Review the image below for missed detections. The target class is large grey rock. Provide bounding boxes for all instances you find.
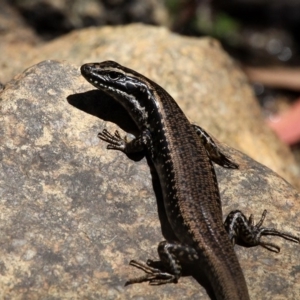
[2,24,299,187]
[0,25,299,299]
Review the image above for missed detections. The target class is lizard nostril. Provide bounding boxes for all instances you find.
[80,64,92,76]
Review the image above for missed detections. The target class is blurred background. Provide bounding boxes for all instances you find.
[1,0,300,164]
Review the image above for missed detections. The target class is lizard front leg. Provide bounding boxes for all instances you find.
[192,125,238,169]
[98,128,154,158]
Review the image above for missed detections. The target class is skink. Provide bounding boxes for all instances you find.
[81,61,299,300]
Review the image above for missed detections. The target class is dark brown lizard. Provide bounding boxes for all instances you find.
[81,61,299,300]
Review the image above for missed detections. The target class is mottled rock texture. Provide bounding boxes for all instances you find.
[0,25,299,299]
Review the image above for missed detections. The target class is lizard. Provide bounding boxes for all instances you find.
[81,61,299,300]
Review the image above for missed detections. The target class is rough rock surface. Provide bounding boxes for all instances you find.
[2,25,299,188]
[0,25,299,299]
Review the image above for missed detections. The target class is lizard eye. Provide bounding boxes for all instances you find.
[108,72,122,80]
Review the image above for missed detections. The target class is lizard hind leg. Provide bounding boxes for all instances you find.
[224,210,300,253]
[125,241,199,286]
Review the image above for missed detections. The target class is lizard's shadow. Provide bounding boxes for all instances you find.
[68,90,216,300]
[68,90,137,139]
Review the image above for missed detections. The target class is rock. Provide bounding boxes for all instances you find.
[0,1,169,83]
[0,25,299,299]
[0,0,41,84]
[2,24,299,188]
